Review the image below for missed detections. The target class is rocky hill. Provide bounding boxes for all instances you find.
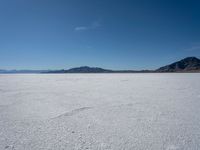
[156,57,200,72]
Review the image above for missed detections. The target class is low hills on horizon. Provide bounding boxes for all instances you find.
[0,57,200,73]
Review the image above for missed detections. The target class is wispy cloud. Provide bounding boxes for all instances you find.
[74,20,101,31]
[90,20,101,29]
[74,26,88,31]
[186,46,200,51]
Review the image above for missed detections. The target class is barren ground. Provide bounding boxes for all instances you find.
[0,74,200,150]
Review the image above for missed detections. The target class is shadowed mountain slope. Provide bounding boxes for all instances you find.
[156,57,200,72]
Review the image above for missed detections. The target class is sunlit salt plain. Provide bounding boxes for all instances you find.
[0,74,200,150]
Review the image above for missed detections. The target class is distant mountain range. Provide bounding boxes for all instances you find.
[45,66,113,73]
[0,69,46,74]
[44,66,153,73]
[0,57,200,73]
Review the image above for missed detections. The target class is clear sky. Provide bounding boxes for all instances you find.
[0,0,200,70]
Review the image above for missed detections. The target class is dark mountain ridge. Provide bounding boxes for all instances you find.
[46,66,114,73]
[66,66,112,73]
[156,57,200,72]
[44,66,153,73]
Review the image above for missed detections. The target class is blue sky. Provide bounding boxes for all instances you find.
[0,0,200,70]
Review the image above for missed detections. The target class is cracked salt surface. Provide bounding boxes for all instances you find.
[0,73,200,150]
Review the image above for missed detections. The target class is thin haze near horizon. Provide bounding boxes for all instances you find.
[0,0,200,70]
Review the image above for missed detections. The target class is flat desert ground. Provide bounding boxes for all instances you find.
[0,73,200,150]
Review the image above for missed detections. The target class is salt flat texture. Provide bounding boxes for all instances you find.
[0,73,200,150]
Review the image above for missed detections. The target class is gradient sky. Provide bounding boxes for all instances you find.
[0,0,200,70]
